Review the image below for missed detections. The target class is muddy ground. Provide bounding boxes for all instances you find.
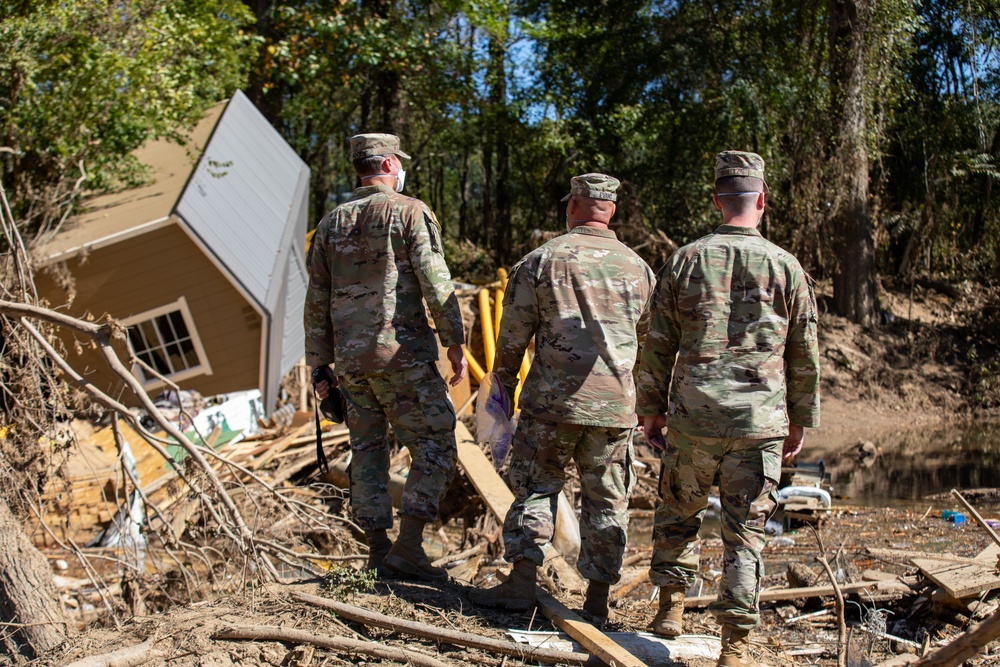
[36,283,1000,667]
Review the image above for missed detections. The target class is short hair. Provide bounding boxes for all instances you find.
[715,175,764,216]
[715,175,764,194]
[353,155,388,177]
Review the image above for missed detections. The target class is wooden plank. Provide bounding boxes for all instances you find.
[975,542,1000,564]
[912,558,1000,599]
[249,422,314,470]
[515,575,648,667]
[684,580,911,608]
[455,421,585,593]
[534,587,648,667]
[866,548,986,565]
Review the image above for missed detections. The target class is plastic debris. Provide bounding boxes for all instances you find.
[476,373,515,471]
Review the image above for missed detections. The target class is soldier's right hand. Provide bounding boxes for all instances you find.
[641,414,667,451]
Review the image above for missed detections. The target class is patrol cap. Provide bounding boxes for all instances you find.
[715,150,768,192]
[350,133,411,161]
[560,172,620,202]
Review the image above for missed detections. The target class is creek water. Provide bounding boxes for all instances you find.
[825,420,1000,509]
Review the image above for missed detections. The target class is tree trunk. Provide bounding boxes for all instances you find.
[242,0,285,124]
[0,497,68,657]
[488,33,511,261]
[828,0,879,326]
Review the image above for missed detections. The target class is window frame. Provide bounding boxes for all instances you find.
[122,296,213,389]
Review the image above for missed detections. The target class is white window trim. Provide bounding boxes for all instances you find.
[122,296,213,390]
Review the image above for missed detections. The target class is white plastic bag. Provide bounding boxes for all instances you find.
[476,372,515,471]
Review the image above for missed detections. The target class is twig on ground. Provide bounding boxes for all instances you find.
[810,524,847,667]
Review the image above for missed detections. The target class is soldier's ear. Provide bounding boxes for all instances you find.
[712,194,723,212]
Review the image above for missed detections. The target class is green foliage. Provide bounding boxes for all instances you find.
[320,565,377,600]
[0,0,254,242]
[4,0,1000,289]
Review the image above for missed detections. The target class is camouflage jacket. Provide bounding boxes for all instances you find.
[496,227,656,427]
[636,224,820,438]
[304,184,465,375]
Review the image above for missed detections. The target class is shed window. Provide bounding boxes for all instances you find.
[123,297,211,385]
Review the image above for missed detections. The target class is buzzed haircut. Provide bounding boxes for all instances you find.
[353,155,388,177]
[715,175,764,216]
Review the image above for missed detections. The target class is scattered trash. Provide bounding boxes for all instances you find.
[507,630,721,663]
[778,485,832,508]
[941,510,967,526]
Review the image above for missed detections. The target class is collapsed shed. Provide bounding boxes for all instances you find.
[35,90,309,414]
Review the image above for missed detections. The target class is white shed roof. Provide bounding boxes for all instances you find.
[175,90,310,412]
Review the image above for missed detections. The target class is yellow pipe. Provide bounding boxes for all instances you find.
[493,287,504,341]
[478,288,495,372]
[514,351,530,409]
[463,345,485,384]
[497,267,509,292]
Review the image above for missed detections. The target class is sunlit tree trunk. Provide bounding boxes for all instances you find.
[829,0,879,326]
[0,497,68,658]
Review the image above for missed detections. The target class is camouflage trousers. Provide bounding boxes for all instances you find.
[339,363,457,531]
[503,414,634,585]
[649,430,781,630]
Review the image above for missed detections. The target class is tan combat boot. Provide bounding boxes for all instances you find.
[582,581,611,627]
[383,515,448,581]
[649,585,686,637]
[469,559,537,611]
[364,529,392,573]
[717,626,764,667]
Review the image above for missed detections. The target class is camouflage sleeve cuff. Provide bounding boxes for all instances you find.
[437,327,465,348]
[788,412,820,428]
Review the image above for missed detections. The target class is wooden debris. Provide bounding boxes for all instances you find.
[911,557,1000,600]
[610,570,649,601]
[215,626,451,667]
[61,639,154,667]
[909,607,1000,667]
[785,609,833,624]
[291,592,598,666]
[524,578,650,667]
[683,580,910,608]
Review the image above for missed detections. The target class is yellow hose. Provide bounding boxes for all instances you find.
[463,345,485,384]
[493,287,504,341]
[514,351,530,409]
[478,288,495,371]
[497,267,508,291]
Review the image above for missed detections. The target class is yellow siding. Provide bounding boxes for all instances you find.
[36,221,262,404]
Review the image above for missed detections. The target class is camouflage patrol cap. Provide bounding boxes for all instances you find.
[350,133,411,161]
[560,173,620,202]
[715,150,768,190]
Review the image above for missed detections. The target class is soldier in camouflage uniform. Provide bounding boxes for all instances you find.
[305,133,468,582]
[470,174,656,624]
[636,152,820,667]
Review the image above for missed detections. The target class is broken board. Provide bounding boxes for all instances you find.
[530,581,649,667]
[912,557,1000,599]
[455,421,585,593]
[684,580,910,608]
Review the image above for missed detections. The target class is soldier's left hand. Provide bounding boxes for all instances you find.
[783,423,805,460]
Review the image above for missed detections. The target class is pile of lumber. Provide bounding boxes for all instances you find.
[30,412,351,549]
